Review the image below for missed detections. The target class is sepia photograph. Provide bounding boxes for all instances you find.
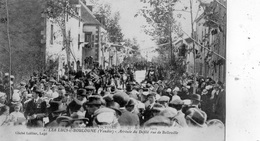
[0,0,230,140]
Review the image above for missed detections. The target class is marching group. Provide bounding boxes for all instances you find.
[0,65,225,130]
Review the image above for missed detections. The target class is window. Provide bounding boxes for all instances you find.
[50,24,54,45]
[91,34,95,47]
[85,32,91,43]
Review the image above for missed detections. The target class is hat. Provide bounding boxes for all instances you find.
[85,85,95,90]
[173,87,180,92]
[56,116,72,124]
[34,87,44,94]
[4,73,9,76]
[53,103,67,113]
[26,94,32,98]
[170,99,184,105]
[49,78,56,83]
[183,99,192,105]
[190,94,201,102]
[103,95,113,103]
[126,98,136,106]
[144,116,172,127]
[93,108,117,125]
[205,85,213,90]
[85,95,103,105]
[93,107,116,117]
[151,103,165,112]
[166,88,172,93]
[58,85,65,90]
[201,89,208,95]
[142,88,149,96]
[126,84,132,92]
[206,119,224,129]
[40,79,46,83]
[185,108,207,127]
[70,113,89,122]
[20,81,26,86]
[158,96,170,102]
[111,86,116,92]
[147,92,156,98]
[51,85,57,88]
[107,102,122,116]
[159,107,178,118]
[10,75,14,79]
[113,91,130,107]
[77,89,87,96]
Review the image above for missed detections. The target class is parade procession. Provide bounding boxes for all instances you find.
[0,0,226,132]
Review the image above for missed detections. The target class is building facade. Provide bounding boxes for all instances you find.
[194,0,226,82]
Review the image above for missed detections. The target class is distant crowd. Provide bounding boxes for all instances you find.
[0,65,225,130]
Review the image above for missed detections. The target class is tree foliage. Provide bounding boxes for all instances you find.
[137,0,185,73]
[93,2,124,43]
[0,0,46,83]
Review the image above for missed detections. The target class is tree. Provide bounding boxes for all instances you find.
[44,0,78,73]
[93,2,124,43]
[0,0,47,83]
[137,0,185,72]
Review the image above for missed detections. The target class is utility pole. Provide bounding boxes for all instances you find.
[5,0,12,100]
[190,0,197,94]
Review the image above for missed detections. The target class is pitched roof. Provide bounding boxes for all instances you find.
[79,0,100,25]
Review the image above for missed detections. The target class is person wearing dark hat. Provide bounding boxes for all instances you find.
[169,99,187,127]
[107,101,122,118]
[213,81,225,124]
[70,112,89,128]
[110,85,116,95]
[125,98,136,113]
[67,89,87,115]
[152,103,165,115]
[182,94,202,114]
[83,95,104,127]
[190,94,202,109]
[85,85,95,98]
[113,91,139,127]
[45,102,67,127]
[25,87,47,127]
[185,108,207,128]
[144,92,156,109]
[56,115,72,127]
[52,85,66,102]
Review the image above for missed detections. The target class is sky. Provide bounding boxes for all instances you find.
[92,0,204,59]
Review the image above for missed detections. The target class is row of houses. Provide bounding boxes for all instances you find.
[0,0,121,82]
[174,0,226,82]
[44,0,118,76]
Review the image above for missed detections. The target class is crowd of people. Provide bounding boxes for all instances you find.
[0,65,225,130]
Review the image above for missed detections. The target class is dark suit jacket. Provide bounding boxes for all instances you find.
[215,90,225,123]
[25,99,47,117]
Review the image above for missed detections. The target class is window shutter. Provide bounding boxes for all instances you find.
[91,34,95,48]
